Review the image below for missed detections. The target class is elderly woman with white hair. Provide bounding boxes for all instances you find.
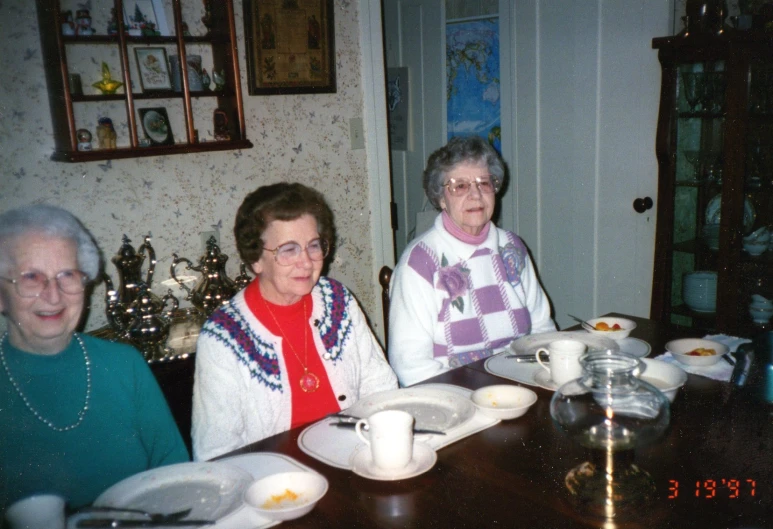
[389,136,556,387]
[0,204,188,512]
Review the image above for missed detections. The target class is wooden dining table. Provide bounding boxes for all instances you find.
[220,314,773,528]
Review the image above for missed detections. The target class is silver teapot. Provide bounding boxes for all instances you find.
[104,234,158,333]
[170,236,237,316]
[124,282,179,361]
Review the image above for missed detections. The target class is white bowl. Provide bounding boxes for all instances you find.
[743,241,768,256]
[471,385,537,420]
[683,271,718,312]
[638,358,688,402]
[665,338,729,367]
[243,472,328,521]
[749,306,773,324]
[584,317,636,340]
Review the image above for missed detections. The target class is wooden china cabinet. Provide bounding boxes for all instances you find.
[651,27,773,337]
[35,0,252,162]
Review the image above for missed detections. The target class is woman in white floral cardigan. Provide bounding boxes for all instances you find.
[388,137,556,387]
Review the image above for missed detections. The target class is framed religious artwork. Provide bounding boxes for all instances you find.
[134,48,172,91]
[138,107,174,145]
[243,0,336,95]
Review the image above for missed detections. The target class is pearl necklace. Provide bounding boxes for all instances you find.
[0,332,92,432]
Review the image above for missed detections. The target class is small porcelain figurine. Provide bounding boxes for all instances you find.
[213,69,226,91]
[75,9,95,36]
[96,117,117,149]
[61,10,75,35]
[213,109,230,141]
[107,8,119,35]
[92,62,124,95]
[76,129,92,151]
[201,69,211,91]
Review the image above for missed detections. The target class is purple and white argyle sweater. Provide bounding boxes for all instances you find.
[388,214,556,386]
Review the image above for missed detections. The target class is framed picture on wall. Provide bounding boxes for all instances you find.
[139,107,174,145]
[124,0,170,36]
[135,48,172,91]
[243,0,336,95]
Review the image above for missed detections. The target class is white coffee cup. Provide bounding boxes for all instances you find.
[5,494,65,529]
[536,339,587,386]
[355,409,414,470]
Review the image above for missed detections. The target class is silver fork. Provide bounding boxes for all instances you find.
[74,507,192,523]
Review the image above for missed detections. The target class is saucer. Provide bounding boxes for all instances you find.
[532,370,558,391]
[617,337,651,358]
[350,442,437,481]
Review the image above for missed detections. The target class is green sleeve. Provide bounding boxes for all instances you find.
[131,355,190,465]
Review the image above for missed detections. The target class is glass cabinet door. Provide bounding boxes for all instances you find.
[670,60,727,329]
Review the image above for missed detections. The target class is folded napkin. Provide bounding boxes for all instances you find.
[653,334,752,382]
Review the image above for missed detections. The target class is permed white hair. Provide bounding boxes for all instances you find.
[0,204,102,280]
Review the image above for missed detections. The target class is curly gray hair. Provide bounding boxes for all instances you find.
[0,204,102,280]
[423,136,505,210]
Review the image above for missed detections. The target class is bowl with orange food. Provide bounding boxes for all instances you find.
[665,338,728,367]
[584,317,636,341]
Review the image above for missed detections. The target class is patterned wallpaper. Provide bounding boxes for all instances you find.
[0,0,382,339]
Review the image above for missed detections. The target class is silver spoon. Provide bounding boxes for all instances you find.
[74,507,192,523]
[567,314,596,332]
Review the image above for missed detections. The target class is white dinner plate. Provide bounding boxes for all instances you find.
[617,337,651,358]
[94,462,253,523]
[509,330,619,356]
[345,386,476,432]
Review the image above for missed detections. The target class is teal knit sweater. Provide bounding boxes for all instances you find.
[1,334,188,511]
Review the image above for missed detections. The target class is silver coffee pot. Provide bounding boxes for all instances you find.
[124,282,179,361]
[170,236,237,316]
[104,234,158,332]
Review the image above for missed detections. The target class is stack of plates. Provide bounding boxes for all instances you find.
[683,271,718,312]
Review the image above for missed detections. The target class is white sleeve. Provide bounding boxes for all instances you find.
[519,250,557,335]
[191,333,264,461]
[387,260,447,387]
[347,295,399,396]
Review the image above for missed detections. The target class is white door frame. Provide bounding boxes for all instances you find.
[360,0,394,339]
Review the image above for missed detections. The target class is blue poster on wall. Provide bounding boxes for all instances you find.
[446,18,500,153]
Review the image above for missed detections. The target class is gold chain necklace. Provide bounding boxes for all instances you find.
[262,297,319,393]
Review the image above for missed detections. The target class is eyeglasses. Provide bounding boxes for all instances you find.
[442,175,501,197]
[263,239,330,266]
[0,269,90,298]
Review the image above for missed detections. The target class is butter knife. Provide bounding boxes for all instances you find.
[504,354,544,362]
[330,421,446,436]
[76,518,214,528]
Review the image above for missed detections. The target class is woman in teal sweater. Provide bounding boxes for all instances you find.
[0,205,188,512]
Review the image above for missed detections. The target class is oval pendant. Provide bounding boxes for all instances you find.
[300,371,320,393]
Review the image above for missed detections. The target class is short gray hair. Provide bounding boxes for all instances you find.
[423,136,506,210]
[0,204,102,280]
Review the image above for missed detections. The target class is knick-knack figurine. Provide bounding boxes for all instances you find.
[76,129,92,151]
[61,10,75,35]
[107,8,119,35]
[213,109,230,141]
[201,68,211,91]
[213,69,226,91]
[75,9,95,36]
[96,117,117,149]
[201,0,213,33]
[92,62,123,94]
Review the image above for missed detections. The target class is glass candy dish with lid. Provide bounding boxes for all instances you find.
[550,351,670,521]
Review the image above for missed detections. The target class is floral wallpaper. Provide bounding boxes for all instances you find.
[0,0,383,340]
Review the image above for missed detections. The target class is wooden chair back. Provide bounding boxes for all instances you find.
[379,266,393,350]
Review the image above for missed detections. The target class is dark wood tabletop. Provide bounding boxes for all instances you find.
[220,314,773,528]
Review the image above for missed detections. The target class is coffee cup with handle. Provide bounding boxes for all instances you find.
[5,494,65,529]
[355,409,414,470]
[536,339,587,386]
